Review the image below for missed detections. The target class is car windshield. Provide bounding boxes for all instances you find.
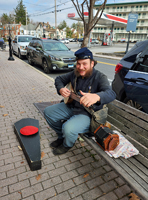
[43,42,69,51]
[18,36,34,42]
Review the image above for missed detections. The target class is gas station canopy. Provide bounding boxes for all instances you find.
[68,10,127,27]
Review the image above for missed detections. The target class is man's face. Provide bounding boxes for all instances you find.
[76,59,94,77]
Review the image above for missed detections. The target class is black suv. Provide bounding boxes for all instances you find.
[112,40,148,112]
[27,38,76,73]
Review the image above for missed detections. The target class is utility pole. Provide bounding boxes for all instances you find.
[55,0,57,38]
[26,8,27,35]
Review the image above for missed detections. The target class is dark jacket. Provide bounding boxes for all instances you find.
[55,68,116,116]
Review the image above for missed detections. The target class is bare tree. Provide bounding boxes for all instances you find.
[71,0,107,47]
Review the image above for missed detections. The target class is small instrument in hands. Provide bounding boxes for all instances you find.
[64,82,93,110]
[64,82,81,104]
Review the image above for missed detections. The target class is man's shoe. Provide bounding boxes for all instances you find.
[50,138,64,149]
[53,144,71,155]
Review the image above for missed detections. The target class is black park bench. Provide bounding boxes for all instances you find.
[80,100,148,200]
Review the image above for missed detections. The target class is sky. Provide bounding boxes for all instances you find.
[0,0,148,27]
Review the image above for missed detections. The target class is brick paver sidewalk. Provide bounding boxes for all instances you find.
[0,50,132,200]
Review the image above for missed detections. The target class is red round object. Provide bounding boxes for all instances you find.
[20,126,38,136]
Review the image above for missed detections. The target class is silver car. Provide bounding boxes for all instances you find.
[12,35,34,58]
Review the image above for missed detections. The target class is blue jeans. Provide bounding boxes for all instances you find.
[44,102,91,147]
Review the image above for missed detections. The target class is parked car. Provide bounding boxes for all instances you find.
[27,38,76,73]
[12,35,34,58]
[78,38,83,42]
[72,38,77,42]
[91,39,99,44]
[69,38,74,42]
[59,39,69,44]
[112,39,148,112]
[0,38,6,50]
[124,46,148,113]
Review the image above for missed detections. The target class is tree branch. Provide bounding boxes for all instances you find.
[71,0,83,20]
[81,0,87,22]
[88,0,107,34]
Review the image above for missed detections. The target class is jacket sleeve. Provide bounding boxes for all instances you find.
[55,71,74,95]
[94,72,116,108]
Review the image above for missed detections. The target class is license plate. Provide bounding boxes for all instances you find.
[68,64,74,68]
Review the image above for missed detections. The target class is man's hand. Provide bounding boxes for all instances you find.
[59,88,71,97]
[79,90,100,107]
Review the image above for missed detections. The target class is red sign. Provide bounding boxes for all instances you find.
[68,13,75,18]
[84,12,89,16]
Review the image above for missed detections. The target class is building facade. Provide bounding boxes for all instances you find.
[93,1,148,42]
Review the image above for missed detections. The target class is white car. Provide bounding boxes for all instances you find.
[12,35,34,58]
[59,39,69,44]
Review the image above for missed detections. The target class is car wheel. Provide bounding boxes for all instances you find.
[123,97,143,111]
[28,54,34,65]
[42,59,50,74]
[18,49,22,59]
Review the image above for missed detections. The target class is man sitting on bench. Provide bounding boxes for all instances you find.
[44,47,116,155]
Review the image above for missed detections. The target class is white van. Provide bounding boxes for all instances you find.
[12,35,34,58]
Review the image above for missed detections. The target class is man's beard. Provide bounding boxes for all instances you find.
[74,67,93,78]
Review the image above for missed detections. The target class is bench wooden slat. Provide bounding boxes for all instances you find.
[107,116,148,158]
[80,134,148,200]
[110,100,148,122]
[108,103,148,133]
[129,157,148,176]
[108,111,148,147]
[134,154,148,169]
[120,157,148,184]
[108,108,148,140]
[115,159,148,191]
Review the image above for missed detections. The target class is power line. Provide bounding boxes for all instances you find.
[28,6,74,17]
[26,0,71,16]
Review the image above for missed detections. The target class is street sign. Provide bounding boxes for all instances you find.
[126,13,138,32]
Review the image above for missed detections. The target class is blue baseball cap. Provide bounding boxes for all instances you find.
[75,47,93,60]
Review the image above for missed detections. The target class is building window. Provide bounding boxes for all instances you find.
[141,20,145,23]
[114,28,116,30]
[119,14,121,16]
[123,14,126,16]
[113,7,116,9]
[121,28,124,30]
[116,14,118,16]
[98,28,100,30]
[140,27,143,30]
[142,13,146,18]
